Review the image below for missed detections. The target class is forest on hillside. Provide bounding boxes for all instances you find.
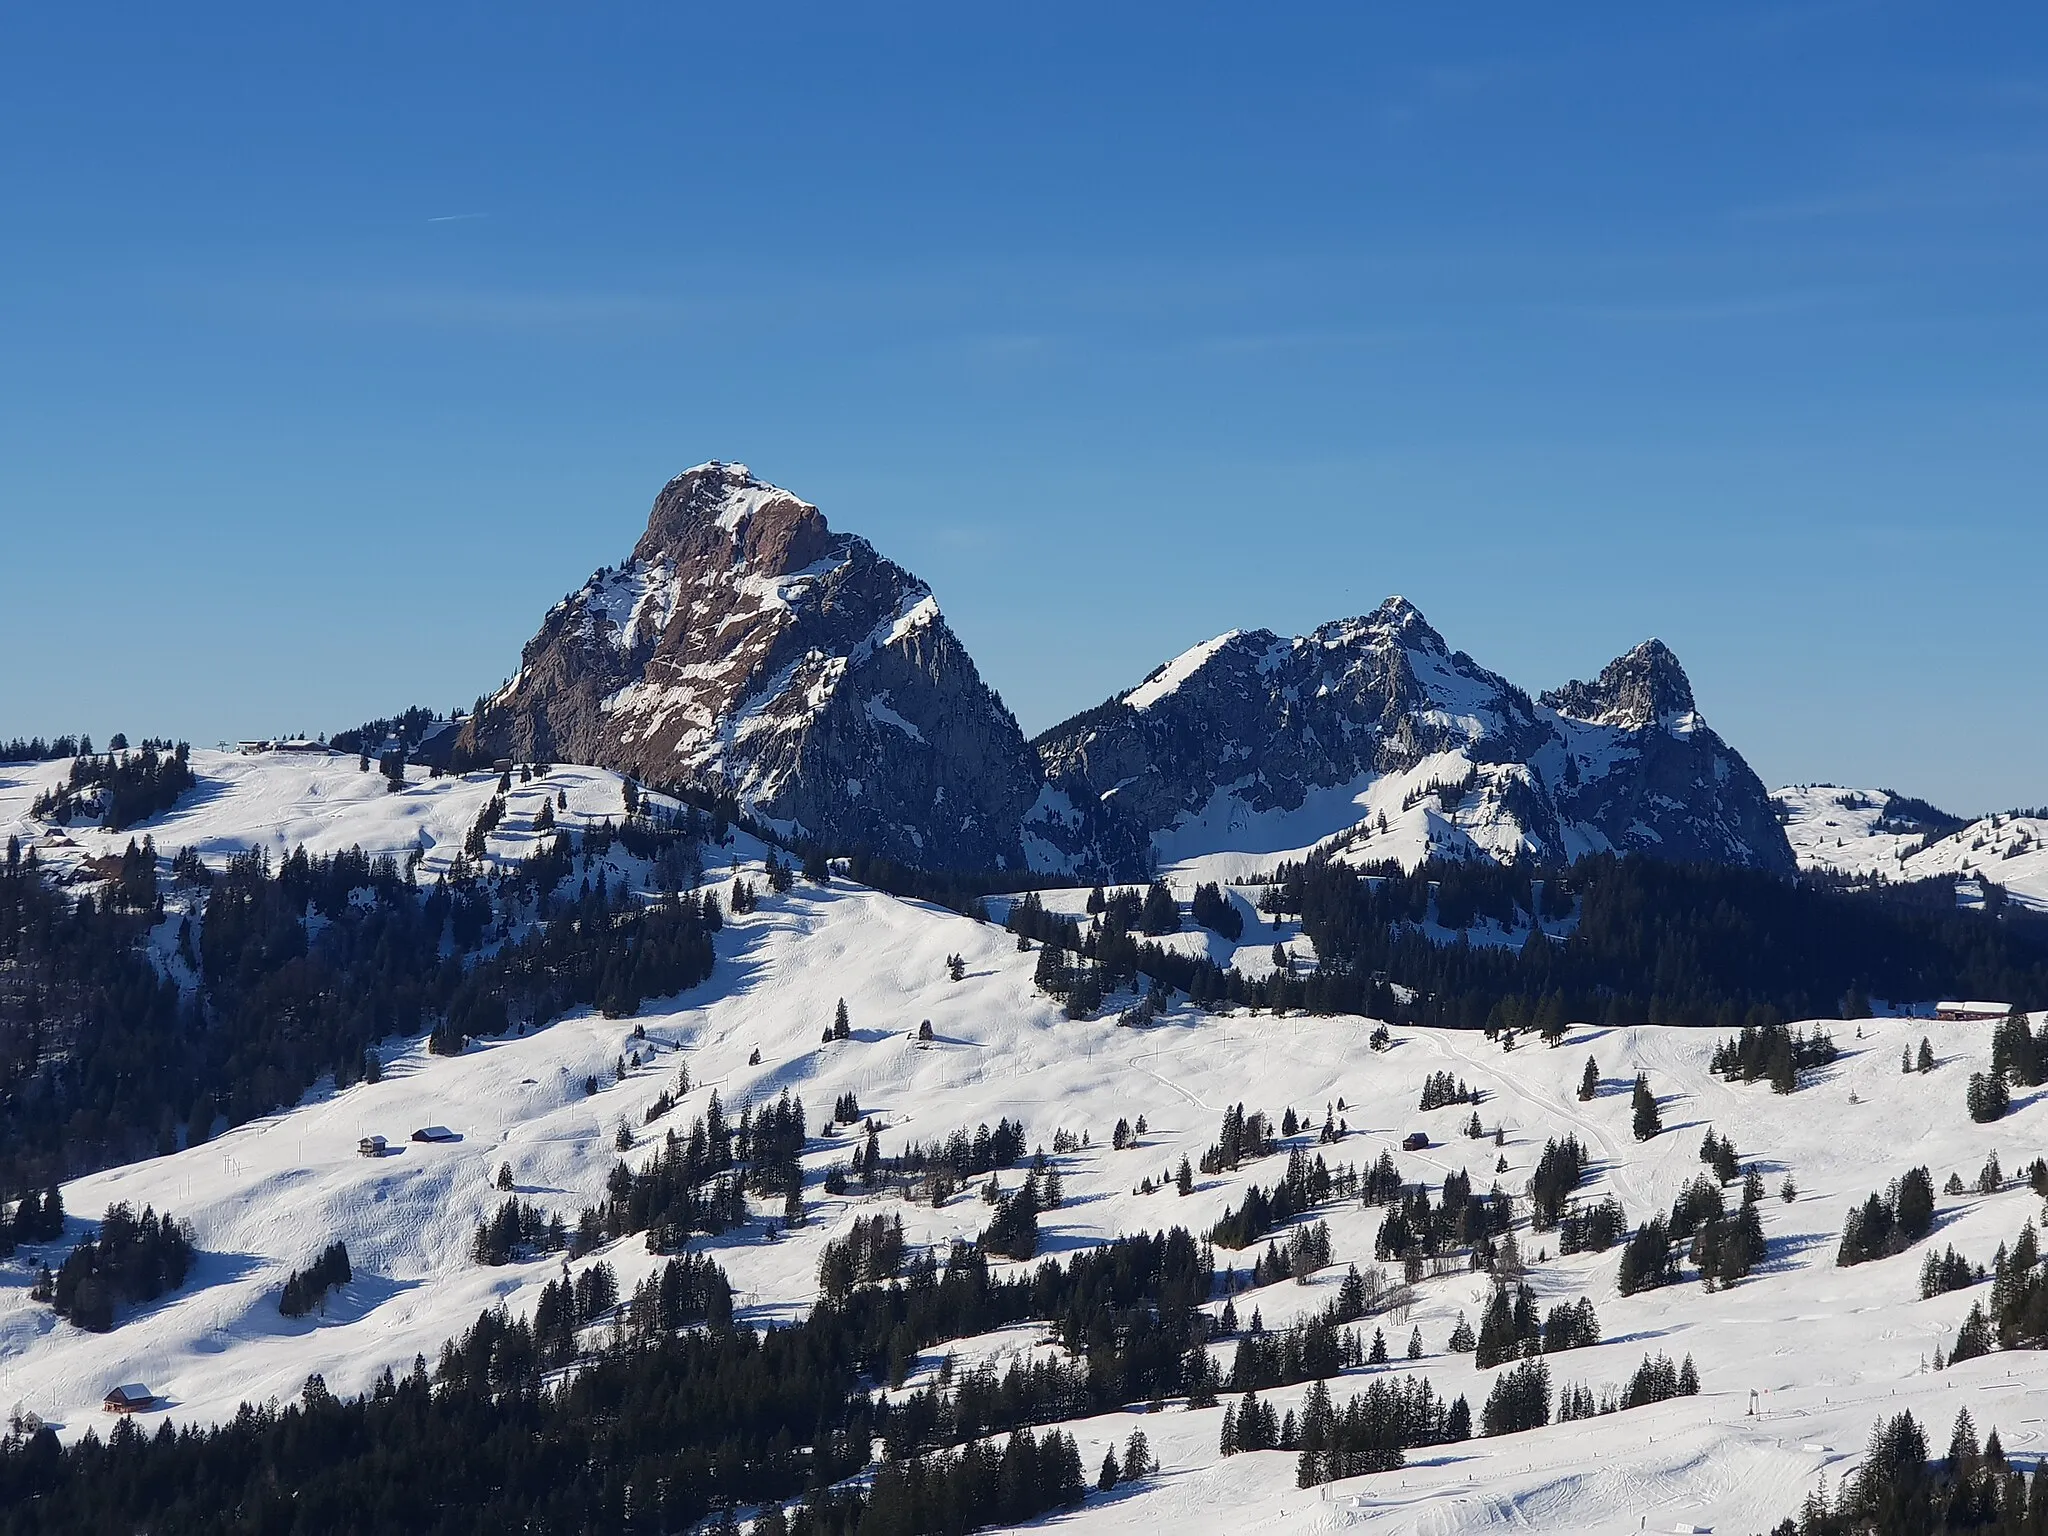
[1017,854,2048,1030]
[0,798,719,1199]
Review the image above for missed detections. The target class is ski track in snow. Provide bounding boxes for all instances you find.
[0,755,2042,1532]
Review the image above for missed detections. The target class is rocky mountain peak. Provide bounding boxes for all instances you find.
[632,461,838,576]
[456,466,1042,870]
[1540,638,1697,732]
[1306,595,1442,654]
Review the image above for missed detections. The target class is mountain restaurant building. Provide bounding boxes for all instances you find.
[1935,1000,2014,1022]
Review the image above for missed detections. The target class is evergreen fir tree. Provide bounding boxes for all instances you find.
[1123,1429,1152,1479]
[1447,1311,1476,1352]
[1631,1073,1662,1141]
[1967,1070,2010,1123]
[1097,1446,1120,1490]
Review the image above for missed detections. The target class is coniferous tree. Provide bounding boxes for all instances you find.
[1837,1167,1935,1266]
[1139,880,1179,936]
[1123,1429,1152,1479]
[1967,1070,2010,1123]
[1618,1218,1675,1295]
[1949,1301,1994,1364]
[1631,1073,1662,1140]
[1480,1358,1551,1436]
[1447,1311,1476,1352]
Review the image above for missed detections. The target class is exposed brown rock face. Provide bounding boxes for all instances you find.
[455,463,1043,870]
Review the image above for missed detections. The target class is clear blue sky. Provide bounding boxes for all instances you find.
[2,5,2043,813]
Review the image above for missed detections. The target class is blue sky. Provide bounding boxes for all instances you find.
[2,5,2044,813]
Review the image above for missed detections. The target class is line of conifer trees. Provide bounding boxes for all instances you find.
[1050,853,2048,1027]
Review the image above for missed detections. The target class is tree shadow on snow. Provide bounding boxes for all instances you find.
[132,772,236,829]
[252,1271,426,1338]
[2004,1086,2048,1116]
[1026,1228,1111,1260]
[1596,1321,1692,1350]
[1755,1229,1836,1276]
[120,1249,268,1335]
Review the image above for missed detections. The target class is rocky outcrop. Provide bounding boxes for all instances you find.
[455,463,1042,870]
[1537,641,1793,872]
[1538,639,1694,731]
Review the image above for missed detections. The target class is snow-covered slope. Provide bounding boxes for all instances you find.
[0,759,2041,1536]
[0,749,643,901]
[1775,784,2048,911]
[1031,602,1794,882]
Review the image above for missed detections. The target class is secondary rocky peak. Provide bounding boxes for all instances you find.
[1366,593,1435,639]
[1032,609,1791,877]
[1541,639,1697,732]
[1307,595,1442,652]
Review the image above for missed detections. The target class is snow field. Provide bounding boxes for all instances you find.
[1775,784,2048,912]
[0,756,2042,1531]
[0,749,642,887]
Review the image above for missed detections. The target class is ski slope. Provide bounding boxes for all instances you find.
[0,763,2044,1534]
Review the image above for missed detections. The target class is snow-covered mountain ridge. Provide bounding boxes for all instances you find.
[450,466,1796,885]
[1031,601,1794,881]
